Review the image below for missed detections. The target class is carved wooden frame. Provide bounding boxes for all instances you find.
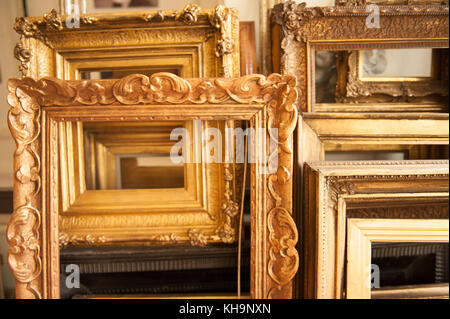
[270,1,449,113]
[12,4,243,249]
[13,4,240,79]
[335,1,449,5]
[56,120,226,247]
[334,48,449,104]
[62,120,188,191]
[6,73,299,299]
[298,112,449,169]
[346,218,449,299]
[302,160,449,299]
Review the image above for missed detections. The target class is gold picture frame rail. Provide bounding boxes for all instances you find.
[6,72,299,299]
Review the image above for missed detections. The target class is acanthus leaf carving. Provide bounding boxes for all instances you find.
[267,207,299,289]
[43,9,63,31]
[14,42,32,74]
[265,74,299,298]
[8,73,299,299]
[7,77,43,299]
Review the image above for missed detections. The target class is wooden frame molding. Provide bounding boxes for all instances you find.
[14,4,240,79]
[371,283,449,299]
[6,73,299,299]
[335,1,449,5]
[56,120,231,248]
[302,160,449,299]
[270,1,449,113]
[346,218,449,299]
[334,49,449,104]
[301,113,449,150]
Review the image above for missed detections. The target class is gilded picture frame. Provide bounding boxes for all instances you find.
[13,4,240,79]
[334,49,448,104]
[302,160,449,299]
[6,73,299,299]
[12,4,243,248]
[346,218,449,299]
[270,1,449,113]
[56,119,227,247]
[335,1,449,5]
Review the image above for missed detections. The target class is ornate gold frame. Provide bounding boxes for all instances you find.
[346,218,449,299]
[334,49,448,104]
[270,1,449,113]
[302,160,449,299]
[56,120,226,247]
[7,73,299,299]
[12,4,243,248]
[336,1,449,5]
[14,4,240,79]
[67,121,187,190]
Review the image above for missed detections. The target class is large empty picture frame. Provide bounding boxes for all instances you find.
[13,5,242,248]
[14,5,240,78]
[270,2,449,112]
[346,218,449,299]
[302,160,449,299]
[56,119,228,247]
[7,73,299,299]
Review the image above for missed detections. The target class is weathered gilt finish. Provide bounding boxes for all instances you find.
[302,160,449,299]
[270,1,449,112]
[13,4,240,79]
[334,49,449,104]
[7,73,299,299]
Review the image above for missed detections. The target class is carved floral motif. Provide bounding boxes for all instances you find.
[13,6,239,77]
[271,1,449,112]
[7,73,299,299]
[176,4,201,25]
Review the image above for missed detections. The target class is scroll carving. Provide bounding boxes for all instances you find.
[267,207,299,298]
[13,6,239,78]
[271,1,449,112]
[7,73,299,299]
[14,43,31,73]
[336,50,449,103]
[9,73,298,107]
[266,74,299,298]
[7,79,43,299]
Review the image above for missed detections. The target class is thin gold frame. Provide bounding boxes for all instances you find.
[346,218,449,299]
